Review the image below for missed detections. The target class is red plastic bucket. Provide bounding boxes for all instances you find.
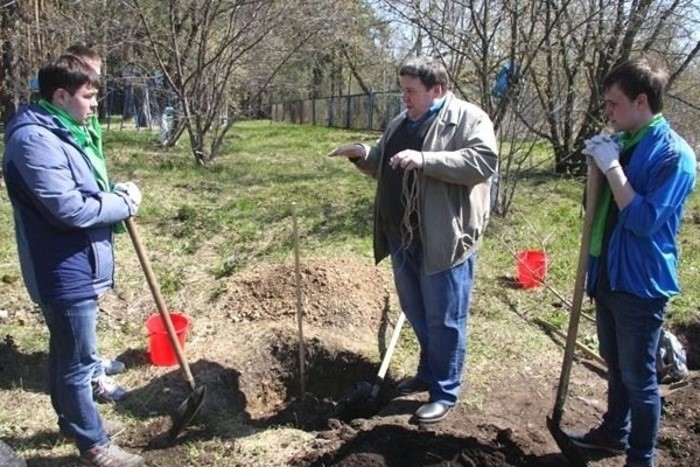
[516,250,547,288]
[145,312,190,366]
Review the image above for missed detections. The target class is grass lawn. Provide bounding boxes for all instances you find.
[0,120,698,466]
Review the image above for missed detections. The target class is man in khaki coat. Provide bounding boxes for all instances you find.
[329,56,498,424]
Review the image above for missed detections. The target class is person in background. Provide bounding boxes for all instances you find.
[569,57,696,467]
[329,56,498,424]
[3,55,144,467]
[63,44,128,405]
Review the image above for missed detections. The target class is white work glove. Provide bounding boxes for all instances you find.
[113,181,142,210]
[583,134,622,173]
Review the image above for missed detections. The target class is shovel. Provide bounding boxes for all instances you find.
[546,165,603,466]
[125,217,206,444]
[336,311,406,420]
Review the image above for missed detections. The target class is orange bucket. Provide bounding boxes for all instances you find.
[145,312,190,366]
[516,250,547,288]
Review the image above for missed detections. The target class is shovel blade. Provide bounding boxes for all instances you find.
[335,381,381,421]
[168,384,206,443]
[546,415,588,467]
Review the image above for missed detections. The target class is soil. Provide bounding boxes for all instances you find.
[2,257,699,467]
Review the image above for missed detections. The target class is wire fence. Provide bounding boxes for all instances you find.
[270,91,404,131]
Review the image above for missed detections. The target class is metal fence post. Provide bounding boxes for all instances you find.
[312,98,316,126]
[368,91,374,130]
[328,97,333,127]
[346,95,351,129]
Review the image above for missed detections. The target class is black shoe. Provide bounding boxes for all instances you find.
[414,402,452,424]
[396,377,431,396]
[567,427,627,455]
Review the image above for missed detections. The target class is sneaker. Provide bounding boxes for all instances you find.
[79,443,144,467]
[395,377,431,396]
[60,418,125,442]
[92,376,128,404]
[568,426,627,455]
[101,359,126,376]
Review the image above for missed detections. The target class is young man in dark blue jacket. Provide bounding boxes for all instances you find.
[569,58,696,467]
[3,56,144,467]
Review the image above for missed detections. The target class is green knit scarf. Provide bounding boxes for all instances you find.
[38,99,126,233]
[38,99,109,190]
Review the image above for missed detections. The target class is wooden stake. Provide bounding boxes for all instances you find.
[292,204,305,398]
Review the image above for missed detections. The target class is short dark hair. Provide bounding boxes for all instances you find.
[603,57,668,114]
[65,44,101,65]
[38,54,101,102]
[399,56,449,90]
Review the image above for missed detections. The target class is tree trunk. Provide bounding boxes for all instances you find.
[1,2,19,124]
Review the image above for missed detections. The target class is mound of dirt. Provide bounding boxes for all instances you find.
[294,424,532,467]
[658,375,700,466]
[220,258,392,330]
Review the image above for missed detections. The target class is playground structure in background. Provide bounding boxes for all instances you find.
[102,73,177,145]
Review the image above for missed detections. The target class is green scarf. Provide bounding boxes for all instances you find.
[589,114,665,256]
[38,99,126,233]
[38,99,109,190]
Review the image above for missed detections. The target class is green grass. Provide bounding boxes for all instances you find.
[101,122,378,278]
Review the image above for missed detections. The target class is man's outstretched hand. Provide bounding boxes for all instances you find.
[327,144,365,159]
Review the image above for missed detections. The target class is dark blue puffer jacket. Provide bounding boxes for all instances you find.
[3,105,135,303]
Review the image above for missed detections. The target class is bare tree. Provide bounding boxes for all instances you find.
[378,0,700,217]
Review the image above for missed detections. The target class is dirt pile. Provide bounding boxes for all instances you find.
[294,424,533,467]
[658,375,700,466]
[220,258,392,330]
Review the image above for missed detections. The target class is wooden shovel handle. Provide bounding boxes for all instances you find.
[551,165,604,423]
[125,217,197,392]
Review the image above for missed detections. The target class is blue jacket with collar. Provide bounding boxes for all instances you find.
[586,120,696,299]
[3,105,135,303]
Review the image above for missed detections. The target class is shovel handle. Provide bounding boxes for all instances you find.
[551,165,603,423]
[125,217,197,392]
[370,311,406,399]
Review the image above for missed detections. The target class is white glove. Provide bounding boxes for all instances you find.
[583,134,621,173]
[113,181,142,208]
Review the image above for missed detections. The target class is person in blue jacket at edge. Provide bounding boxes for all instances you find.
[567,57,696,467]
[3,56,145,467]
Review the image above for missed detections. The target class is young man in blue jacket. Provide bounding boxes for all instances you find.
[569,57,696,467]
[3,56,144,467]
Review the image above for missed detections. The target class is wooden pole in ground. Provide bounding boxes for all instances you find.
[292,204,306,398]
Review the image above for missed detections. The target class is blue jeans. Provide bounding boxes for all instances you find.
[40,297,109,453]
[595,290,666,467]
[389,239,476,406]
